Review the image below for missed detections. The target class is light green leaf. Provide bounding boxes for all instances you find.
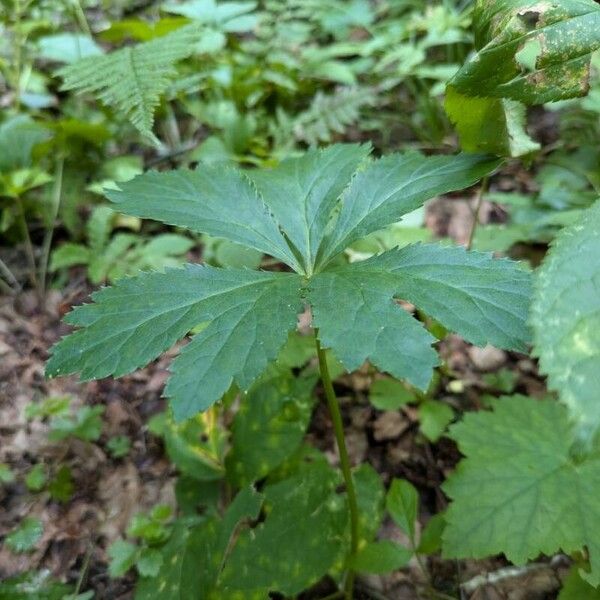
[57,24,208,142]
[37,33,103,64]
[46,266,302,419]
[445,88,540,157]
[105,167,300,270]
[352,540,412,574]
[532,200,600,444]
[162,414,225,481]
[137,548,164,577]
[559,567,600,600]
[225,370,316,486]
[419,400,453,442]
[386,479,419,542]
[369,378,417,411]
[0,463,15,484]
[50,243,91,271]
[309,266,438,389]
[247,144,370,272]
[443,395,600,586]
[316,152,501,267]
[25,464,47,492]
[108,539,139,577]
[6,517,44,553]
[0,116,50,172]
[348,243,532,351]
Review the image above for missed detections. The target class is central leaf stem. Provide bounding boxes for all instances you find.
[314,331,359,600]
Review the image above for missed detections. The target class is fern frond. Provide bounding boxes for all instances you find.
[292,87,376,146]
[57,24,205,143]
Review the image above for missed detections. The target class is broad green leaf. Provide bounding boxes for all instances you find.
[136,487,263,599]
[225,370,316,485]
[247,144,370,272]
[46,266,302,419]
[532,200,600,444]
[105,167,301,270]
[219,461,346,596]
[443,396,600,586]
[348,243,532,351]
[352,540,412,574]
[453,0,600,105]
[57,24,208,142]
[447,0,600,156]
[419,400,453,442]
[386,479,419,542]
[134,517,202,599]
[316,152,501,267]
[5,517,44,553]
[309,267,439,390]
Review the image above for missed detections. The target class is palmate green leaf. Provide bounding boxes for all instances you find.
[105,167,301,271]
[309,243,531,391]
[443,396,600,586]
[447,0,600,156]
[57,24,207,143]
[48,144,525,421]
[532,199,600,445]
[47,265,302,420]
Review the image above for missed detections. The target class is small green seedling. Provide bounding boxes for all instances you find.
[107,435,131,458]
[5,517,44,553]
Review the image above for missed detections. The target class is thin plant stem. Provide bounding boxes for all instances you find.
[39,155,64,296]
[71,0,92,37]
[0,276,16,296]
[467,176,489,250]
[15,195,39,291]
[13,0,23,109]
[314,331,359,600]
[0,257,19,290]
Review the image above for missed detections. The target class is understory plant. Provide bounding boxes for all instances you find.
[47,143,535,597]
